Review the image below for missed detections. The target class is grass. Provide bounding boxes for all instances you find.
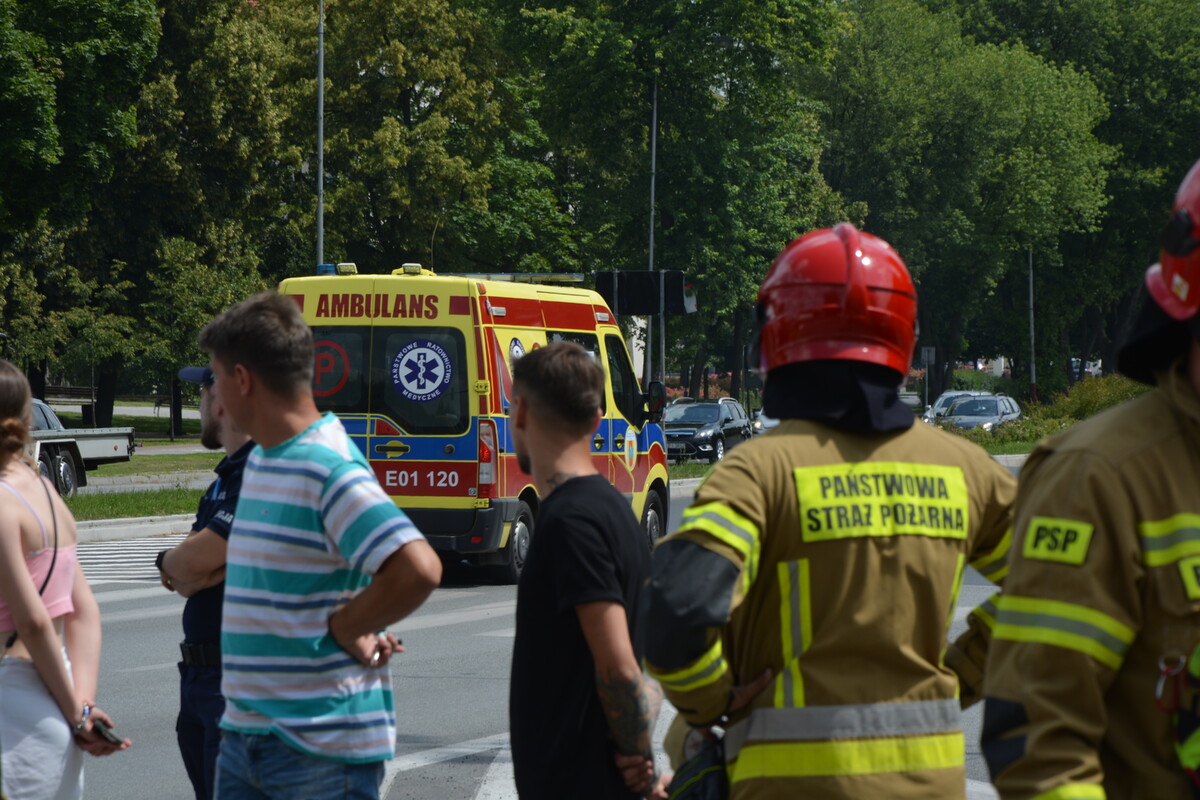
[94,452,221,477]
[981,440,1038,456]
[66,487,202,521]
[54,410,201,437]
[668,462,715,480]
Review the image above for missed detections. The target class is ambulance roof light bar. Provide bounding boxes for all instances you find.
[316,262,358,275]
[394,263,438,276]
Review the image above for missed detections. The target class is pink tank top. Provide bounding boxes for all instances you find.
[0,479,77,631]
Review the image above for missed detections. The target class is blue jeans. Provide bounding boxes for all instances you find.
[215,730,385,800]
[177,663,225,800]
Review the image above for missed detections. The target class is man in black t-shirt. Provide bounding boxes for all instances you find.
[508,342,668,800]
[155,366,252,800]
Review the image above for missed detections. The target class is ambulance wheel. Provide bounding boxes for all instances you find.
[641,490,664,551]
[709,437,725,464]
[494,501,534,584]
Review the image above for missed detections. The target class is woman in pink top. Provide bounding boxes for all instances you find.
[0,360,129,800]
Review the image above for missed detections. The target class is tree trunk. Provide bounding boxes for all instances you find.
[1103,286,1143,374]
[688,343,707,398]
[27,360,47,401]
[96,365,117,428]
[171,376,184,440]
[729,308,745,403]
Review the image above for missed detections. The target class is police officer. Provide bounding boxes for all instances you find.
[155,366,253,800]
[644,223,1016,799]
[982,160,1200,798]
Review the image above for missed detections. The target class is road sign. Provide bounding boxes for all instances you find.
[921,346,936,365]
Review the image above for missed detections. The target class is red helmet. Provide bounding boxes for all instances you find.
[1146,158,1200,320]
[756,223,917,376]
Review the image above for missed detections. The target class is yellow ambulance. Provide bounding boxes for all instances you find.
[279,265,670,582]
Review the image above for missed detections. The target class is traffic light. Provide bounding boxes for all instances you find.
[593,270,691,316]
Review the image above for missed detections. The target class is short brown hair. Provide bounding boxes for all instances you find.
[512,342,605,437]
[200,291,313,397]
[0,360,32,470]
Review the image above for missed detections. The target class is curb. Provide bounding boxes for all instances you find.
[76,513,194,543]
[86,470,214,487]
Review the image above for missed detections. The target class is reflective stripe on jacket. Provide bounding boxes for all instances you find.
[984,360,1200,800]
[646,418,1015,799]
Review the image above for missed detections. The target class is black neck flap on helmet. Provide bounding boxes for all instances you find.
[762,360,915,434]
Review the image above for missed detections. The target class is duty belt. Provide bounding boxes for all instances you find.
[179,641,222,668]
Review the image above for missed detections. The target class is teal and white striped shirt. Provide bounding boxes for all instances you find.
[220,413,424,763]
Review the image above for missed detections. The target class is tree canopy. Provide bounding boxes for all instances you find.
[0,0,1197,416]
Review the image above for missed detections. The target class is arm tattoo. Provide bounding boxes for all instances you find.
[596,665,657,762]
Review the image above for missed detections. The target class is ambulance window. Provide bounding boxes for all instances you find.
[373,327,468,435]
[311,327,368,413]
[547,331,605,413]
[604,334,641,425]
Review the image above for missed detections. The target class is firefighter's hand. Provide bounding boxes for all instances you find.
[614,752,653,794]
[614,752,671,799]
[727,668,773,716]
[645,769,672,800]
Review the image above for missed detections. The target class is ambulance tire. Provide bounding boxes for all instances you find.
[494,501,534,584]
[641,490,664,551]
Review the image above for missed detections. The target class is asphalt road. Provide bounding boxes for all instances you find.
[75,491,1000,800]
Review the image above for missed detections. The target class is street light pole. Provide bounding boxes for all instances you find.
[643,77,658,386]
[1028,248,1038,403]
[316,0,325,269]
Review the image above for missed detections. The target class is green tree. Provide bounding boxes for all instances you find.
[309,0,502,274]
[55,0,291,424]
[0,0,156,389]
[929,0,1200,382]
[493,0,845,391]
[809,0,1111,399]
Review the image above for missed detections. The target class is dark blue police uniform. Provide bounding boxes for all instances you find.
[176,440,252,800]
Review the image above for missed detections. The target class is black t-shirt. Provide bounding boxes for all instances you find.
[509,474,651,800]
[181,441,253,646]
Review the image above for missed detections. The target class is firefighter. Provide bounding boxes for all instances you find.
[644,223,1016,799]
[982,160,1200,799]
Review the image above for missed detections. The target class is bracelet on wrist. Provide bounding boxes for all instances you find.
[72,703,92,733]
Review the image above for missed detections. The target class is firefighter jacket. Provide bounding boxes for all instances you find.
[983,359,1200,799]
[644,418,1015,800]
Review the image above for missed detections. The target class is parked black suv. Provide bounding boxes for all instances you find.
[663,397,752,463]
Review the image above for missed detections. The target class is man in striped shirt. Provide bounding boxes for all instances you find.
[199,291,442,800]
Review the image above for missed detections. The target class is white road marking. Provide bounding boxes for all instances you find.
[463,590,1003,800]
[968,779,999,799]
[381,733,510,797]
[475,627,514,638]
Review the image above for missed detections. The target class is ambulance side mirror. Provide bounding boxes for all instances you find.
[643,381,666,424]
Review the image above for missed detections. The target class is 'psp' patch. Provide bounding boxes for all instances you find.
[1022,516,1094,565]
[392,340,453,402]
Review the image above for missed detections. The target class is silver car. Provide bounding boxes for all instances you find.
[942,394,1022,432]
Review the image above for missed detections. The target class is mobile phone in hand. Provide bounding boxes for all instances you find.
[91,718,124,745]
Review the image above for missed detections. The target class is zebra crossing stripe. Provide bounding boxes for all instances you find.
[79,534,188,584]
